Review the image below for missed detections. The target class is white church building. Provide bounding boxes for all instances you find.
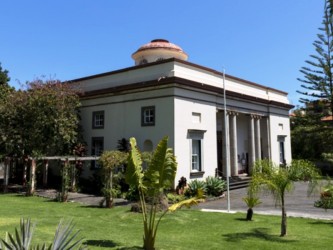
[73,39,293,183]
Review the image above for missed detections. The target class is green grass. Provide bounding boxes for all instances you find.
[0,194,332,250]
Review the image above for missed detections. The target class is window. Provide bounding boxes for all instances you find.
[278,136,286,165]
[192,139,202,171]
[141,106,155,126]
[92,111,104,129]
[192,112,201,123]
[91,137,104,169]
[188,130,206,173]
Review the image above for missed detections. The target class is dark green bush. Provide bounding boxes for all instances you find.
[205,176,226,197]
[185,179,207,197]
[315,182,333,209]
[167,193,185,204]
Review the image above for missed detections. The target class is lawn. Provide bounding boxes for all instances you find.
[0,194,332,250]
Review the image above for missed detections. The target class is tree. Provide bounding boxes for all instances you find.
[0,63,13,111]
[99,150,128,208]
[250,159,320,237]
[297,0,333,116]
[0,79,82,157]
[0,63,10,86]
[126,137,202,250]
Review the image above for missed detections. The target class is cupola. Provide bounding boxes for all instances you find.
[131,39,188,65]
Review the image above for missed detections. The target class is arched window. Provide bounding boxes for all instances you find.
[143,140,153,152]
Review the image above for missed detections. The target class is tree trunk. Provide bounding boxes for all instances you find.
[43,160,49,188]
[246,208,253,221]
[280,196,287,237]
[3,157,10,193]
[70,162,76,192]
[27,159,36,196]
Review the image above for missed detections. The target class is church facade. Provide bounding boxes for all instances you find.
[73,39,293,184]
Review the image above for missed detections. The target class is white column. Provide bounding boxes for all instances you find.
[230,112,238,176]
[266,117,271,159]
[250,115,256,169]
[255,116,261,160]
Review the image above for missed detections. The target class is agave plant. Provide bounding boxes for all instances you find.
[185,179,207,198]
[205,176,226,197]
[0,218,85,250]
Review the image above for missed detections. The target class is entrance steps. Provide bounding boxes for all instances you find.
[225,176,251,190]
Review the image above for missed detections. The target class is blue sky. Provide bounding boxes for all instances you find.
[0,0,324,106]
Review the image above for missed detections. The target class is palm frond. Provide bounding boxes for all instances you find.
[168,197,204,212]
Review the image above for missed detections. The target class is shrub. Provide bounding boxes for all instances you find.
[205,176,226,197]
[185,179,207,198]
[167,193,186,204]
[176,176,187,195]
[315,181,333,209]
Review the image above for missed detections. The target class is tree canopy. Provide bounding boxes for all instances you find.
[293,0,333,161]
[0,63,13,102]
[250,160,320,237]
[297,0,333,115]
[0,79,82,157]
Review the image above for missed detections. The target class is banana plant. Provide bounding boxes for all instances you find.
[126,136,202,250]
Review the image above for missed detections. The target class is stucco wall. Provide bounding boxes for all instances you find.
[173,96,217,183]
[269,113,292,165]
[80,89,175,154]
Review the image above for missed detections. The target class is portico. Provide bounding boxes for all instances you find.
[217,110,271,178]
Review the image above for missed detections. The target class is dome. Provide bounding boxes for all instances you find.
[132,39,188,65]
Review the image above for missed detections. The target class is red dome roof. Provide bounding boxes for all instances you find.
[134,39,186,54]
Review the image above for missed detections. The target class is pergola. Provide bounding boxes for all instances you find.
[2,156,100,195]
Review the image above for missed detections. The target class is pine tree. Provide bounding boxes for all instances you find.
[293,0,333,160]
[297,0,333,117]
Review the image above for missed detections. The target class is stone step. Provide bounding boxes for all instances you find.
[224,176,251,190]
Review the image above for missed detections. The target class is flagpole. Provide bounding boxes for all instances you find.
[223,68,231,212]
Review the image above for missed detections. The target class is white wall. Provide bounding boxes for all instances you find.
[80,88,175,155]
[173,95,217,183]
[269,113,292,165]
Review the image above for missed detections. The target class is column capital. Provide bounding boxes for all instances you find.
[250,114,262,119]
[227,110,239,116]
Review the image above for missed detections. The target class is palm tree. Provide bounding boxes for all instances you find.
[250,159,320,237]
[242,193,262,221]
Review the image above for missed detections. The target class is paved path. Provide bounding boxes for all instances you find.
[36,182,333,220]
[196,182,333,220]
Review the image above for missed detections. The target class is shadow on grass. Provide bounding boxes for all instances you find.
[85,240,143,250]
[234,218,248,221]
[222,227,297,243]
[308,220,333,226]
[85,239,118,248]
[116,246,144,250]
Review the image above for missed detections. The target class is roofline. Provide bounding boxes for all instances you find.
[68,58,288,95]
[80,76,294,110]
